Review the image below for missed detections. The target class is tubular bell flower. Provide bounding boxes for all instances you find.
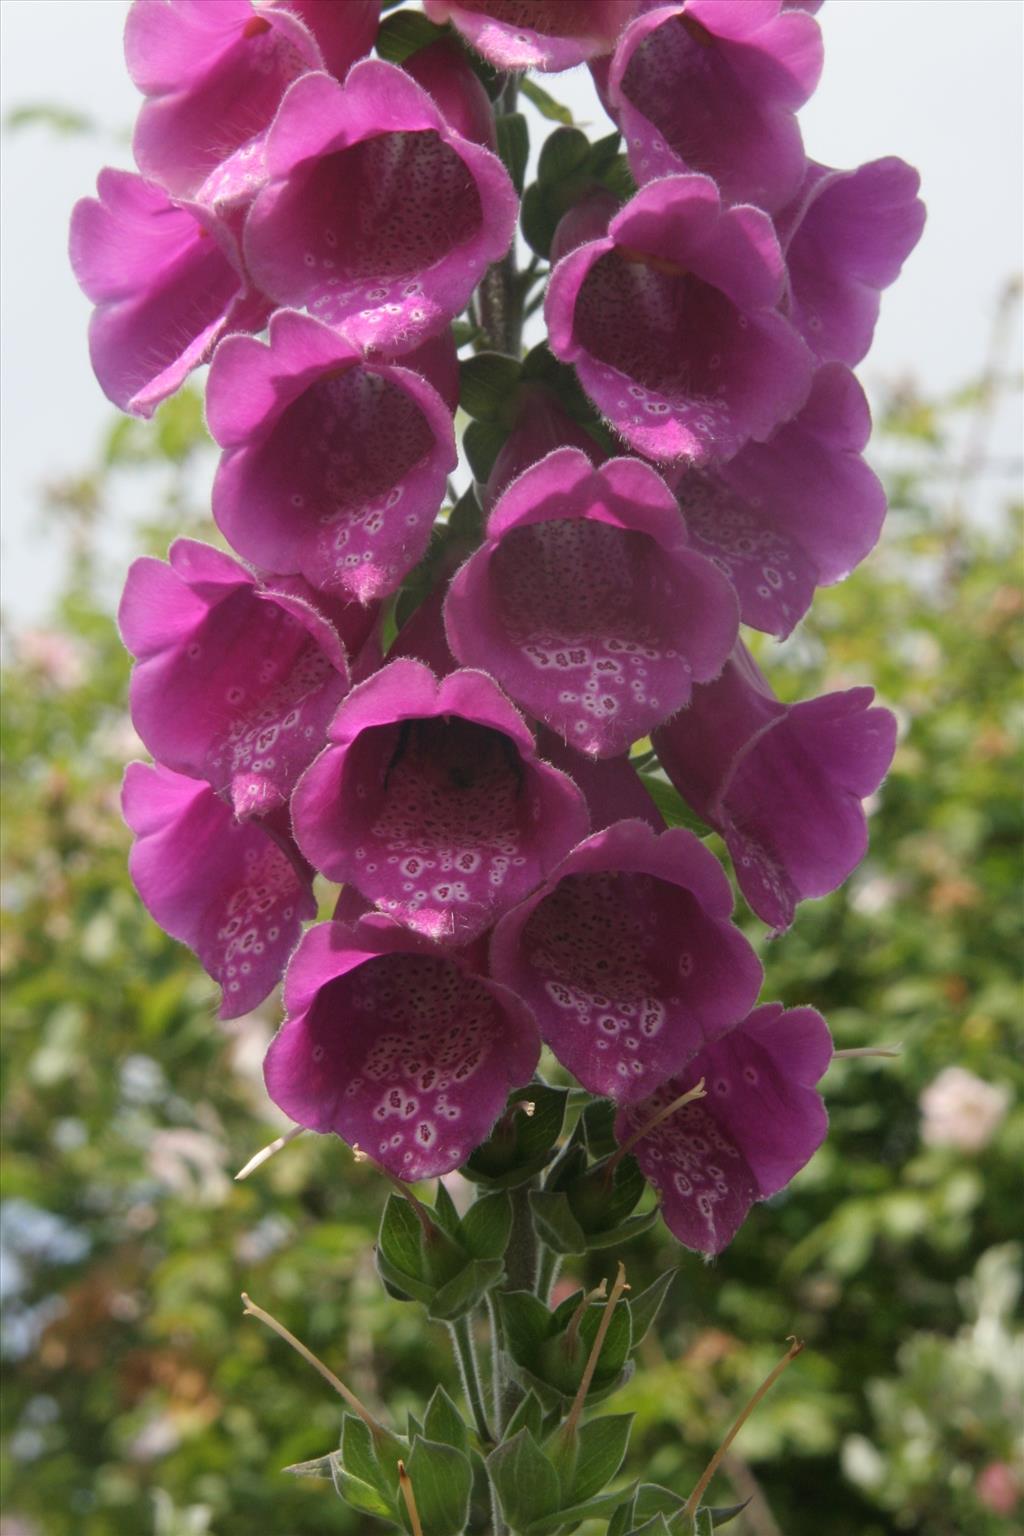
[545,174,814,465]
[119,539,354,820]
[68,169,269,417]
[609,1,823,213]
[402,38,498,151]
[777,156,926,366]
[263,917,541,1178]
[616,1002,832,1254]
[123,763,316,1018]
[653,646,898,932]
[291,659,590,945]
[489,819,763,1104]
[672,362,887,639]
[125,0,380,210]
[243,61,518,355]
[207,310,457,602]
[423,1,638,73]
[444,447,739,757]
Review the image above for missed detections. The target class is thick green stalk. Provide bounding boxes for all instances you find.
[448,1315,492,1447]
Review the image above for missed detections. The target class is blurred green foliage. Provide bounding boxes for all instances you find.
[2,368,1021,1536]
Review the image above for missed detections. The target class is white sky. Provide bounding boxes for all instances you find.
[1,0,1022,625]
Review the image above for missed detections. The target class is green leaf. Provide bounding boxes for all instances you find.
[704,1500,752,1528]
[407,1411,425,1441]
[495,112,529,194]
[527,1485,637,1534]
[459,351,522,421]
[462,418,507,482]
[520,77,575,125]
[5,103,94,136]
[487,1430,563,1530]
[530,1188,587,1255]
[576,1299,632,1387]
[584,1209,659,1251]
[521,181,559,258]
[582,1098,618,1157]
[637,770,714,836]
[432,1179,462,1237]
[427,1257,503,1321]
[568,1415,634,1504]
[505,1390,544,1442]
[340,1415,383,1493]
[330,1461,396,1519]
[627,1271,677,1347]
[282,1453,335,1479]
[634,1485,685,1521]
[374,8,445,63]
[537,126,591,185]
[497,1290,552,1361]
[464,1084,569,1188]
[608,1493,639,1536]
[460,1191,513,1261]
[407,1435,473,1536]
[423,1386,470,1455]
[692,1510,714,1536]
[379,1193,426,1280]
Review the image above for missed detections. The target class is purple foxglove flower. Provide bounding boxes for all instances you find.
[292,659,590,945]
[548,189,622,267]
[403,38,498,151]
[423,0,638,72]
[123,763,315,1018]
[126,0,380,209]
[243,62,518,356]
[616,1001,832,1253]
[653,645,898,932]
[206,310,457,602]
[490,819,763,1104]
[483,384,605,512]
[609,2,823,213]
[445,448,739,757]
[672,363,887,639]
[545,174,814,465]
[68,169,269,417]
[777,157,926,366]
[119,539,354,820]
[263,916,540,1178]
[537,728,664,834]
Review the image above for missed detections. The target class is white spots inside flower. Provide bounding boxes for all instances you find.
[348,717,532,939]
[676,469,803,632]
[213,839,303,1002]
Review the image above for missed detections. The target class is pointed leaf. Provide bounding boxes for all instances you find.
[465,1085,569,1188]
[375,8,445,63]
[424,1386,470,1455]
[530,1189,586,1255]
[330,1461,396,1519]
[528,1485,638,1534]
[283,1452,335,1479]
[635,1485,685,1521]
[586,1210,659,1250]
[433,1180,462,1237]
[460,1191,513,1261]
[459,352,522,422]
[407,1435,473,1536]
[505,1389,544,1442]
[521,78,575,125]
[568,1415,634,1504]
[608,1493,639,1536]
[628,1271,677,1347]
[706,1499,752,1528]
[379,1194,426,1280]
[497,1290,552,1361]
[427,1258,504,1321]
[487,1430,563,1530]
[463,417,507,482]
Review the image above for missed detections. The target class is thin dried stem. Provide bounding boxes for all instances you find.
[234,1123,305,1180]
[833,1045,902,1060]
[562,1261,630,1440]
[606,1080,707,1180]
[240,1293,385,1440]
[398,1461,424,1536]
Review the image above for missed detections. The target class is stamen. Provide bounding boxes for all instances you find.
[398,1461,424,1536]
[234,1123,305,1181]
[679,1336,804,1521]
[241,1293,388,1441]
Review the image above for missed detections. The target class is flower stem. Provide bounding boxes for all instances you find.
[449,1314,492,1446]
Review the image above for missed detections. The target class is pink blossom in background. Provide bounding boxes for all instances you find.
[919,1067,1011,1153]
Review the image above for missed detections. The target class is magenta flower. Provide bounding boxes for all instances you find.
[119,539,353,820]
[609,2,823,213]
[423,1,637,72]
[616,1002,832,1253]
[126,0,380,209]
[672,362,887,638]
[291,659,590,945]
[536,728,664,834]
[445,448,738,756]
[243,62,518,355]
[403,38,498,151]
[490,819,763,1104]
[653,645,898,932]
[69,169,269,417]
[777,157,926,365]
[207,310,457,602]
[545,174,814,464]
[123,763,315,1018]
[263,916,540,1178]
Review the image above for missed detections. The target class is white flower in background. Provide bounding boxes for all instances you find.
[919,1067,1011,1152]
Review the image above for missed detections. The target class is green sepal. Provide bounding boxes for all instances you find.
[505,1388,545,1442]
[608,1492,639,1536]
[330,1460,396,1519]
[406,1411,425,1442]
[563,1414,634,1504]
[505,1286,634,1405]
[628,1517,675,1536]
[487,1429,563,1531]
[495,112,529,194]
[581,1098,618,1158]
[340,1413,406,1502]
[584,1210,659,1250]
[637,769,714,836]
[464,1084,569,1188]
[282,1453,336,1479]
[462,418,507,483]
[701,1500,752,1529]
[405,1434,473,1536]
[521,126,631,257]
[459,351,522,422]
[537,126,591,185]
[628,1271,677,1348]
[460,1191,513,1260]
[432,1179,463,1237]
[634,1484,685,1522]
[496,1289,552,1360]
[519,76,575,125]
[526,1485,638,1534]
[529,1188,586,1255]
[423,1385,470,1455]
[374,7,445,63]
[427,1257,504,1321]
